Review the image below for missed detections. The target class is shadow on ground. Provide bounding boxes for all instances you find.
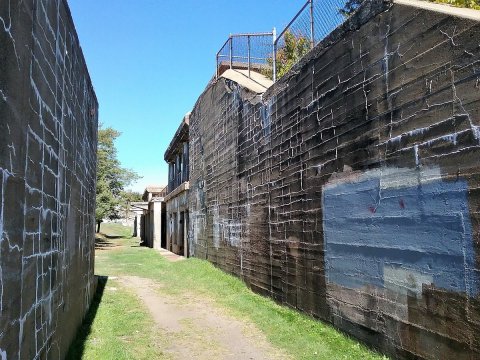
[104,234,125,239]
[134,241,149,248]
[65,276,108,360]
[95,235,121,250]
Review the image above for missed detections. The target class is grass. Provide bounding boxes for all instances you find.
[87,223,387,360]
[98,221,133,240]
[66,278,166,359]
[66,224,167,360]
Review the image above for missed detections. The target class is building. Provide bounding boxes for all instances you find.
[164,113,190,256]
[130,201,148,238]
[140,185,167,249]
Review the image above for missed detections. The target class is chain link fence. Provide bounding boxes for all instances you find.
[215,0,351,82]
[273,0,349,81]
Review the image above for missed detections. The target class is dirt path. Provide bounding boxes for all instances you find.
[117,275,291,360]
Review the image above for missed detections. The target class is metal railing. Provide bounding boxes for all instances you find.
[215,32,275,80]
[215,0,350,82]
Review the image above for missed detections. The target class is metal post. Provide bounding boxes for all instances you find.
[310,0,315,49]
[229,35,233,70]
[247,35,251,78]
[272,28,277,82]
[216,54,219,79]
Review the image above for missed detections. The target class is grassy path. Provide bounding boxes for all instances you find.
[67,223,387,360]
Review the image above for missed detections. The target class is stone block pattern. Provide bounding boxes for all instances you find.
[0,0,97,358]
[188,1,480,359]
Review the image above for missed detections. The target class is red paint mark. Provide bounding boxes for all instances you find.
[368,206,376,213]
[399,199,405,209]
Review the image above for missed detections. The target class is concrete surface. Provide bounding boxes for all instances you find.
[118,276,290,360]
[395,0,480,20]
[220,69,273,94]
[157,248,185,262]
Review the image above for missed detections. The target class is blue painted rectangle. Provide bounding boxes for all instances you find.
[322,174,478,297]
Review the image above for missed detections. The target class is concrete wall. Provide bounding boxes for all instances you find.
[0,0,98,358]
[151,200,165,250]
[141,200,165,249]
[188,0,480,358]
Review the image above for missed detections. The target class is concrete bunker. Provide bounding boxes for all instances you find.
[185,0,480,358]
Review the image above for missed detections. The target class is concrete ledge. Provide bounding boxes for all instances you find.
[130,202,148,210]
[164,114,190,161]
[394,0,480,20]
[221,69,273,94]
[164,181,190,202]
[157,248,185,262]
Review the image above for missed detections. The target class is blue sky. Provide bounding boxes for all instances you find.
[68,1,306,193]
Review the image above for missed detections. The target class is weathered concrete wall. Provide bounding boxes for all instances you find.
[147,199,165,250]
[188,0,480,358]
[0,0,98,358]
[166,184,189,256]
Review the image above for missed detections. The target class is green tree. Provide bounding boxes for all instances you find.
[430,0,479,9]
[118,190,143,221]
[264,30,311,80]
[339,0,364,17]
[95,125,140,232]
[122,190,143,203]
[339,0,479,17]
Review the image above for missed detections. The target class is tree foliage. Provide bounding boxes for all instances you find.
[339,0,364,17]
[264,30,311,80]
[432,0,480,9]
[122,190,143,203]
[339,0,479,17]
[95,125,140,232]
[118,190,143,220]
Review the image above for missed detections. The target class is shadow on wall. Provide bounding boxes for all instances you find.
[65,276,108,360]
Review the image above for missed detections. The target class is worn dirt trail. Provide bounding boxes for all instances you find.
[117,275,291,360]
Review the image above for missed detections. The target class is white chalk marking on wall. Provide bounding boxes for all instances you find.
[6,124,16,173]
[414,144,419,166]
[0,168,12,313]
[452,70,480,144]
[7,1,98,356]
[0,0,20,68]
[213,205,220,249]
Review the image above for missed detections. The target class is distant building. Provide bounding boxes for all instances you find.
[139,185,167,249]
[130,201,148,238]
[164,113,190,256]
